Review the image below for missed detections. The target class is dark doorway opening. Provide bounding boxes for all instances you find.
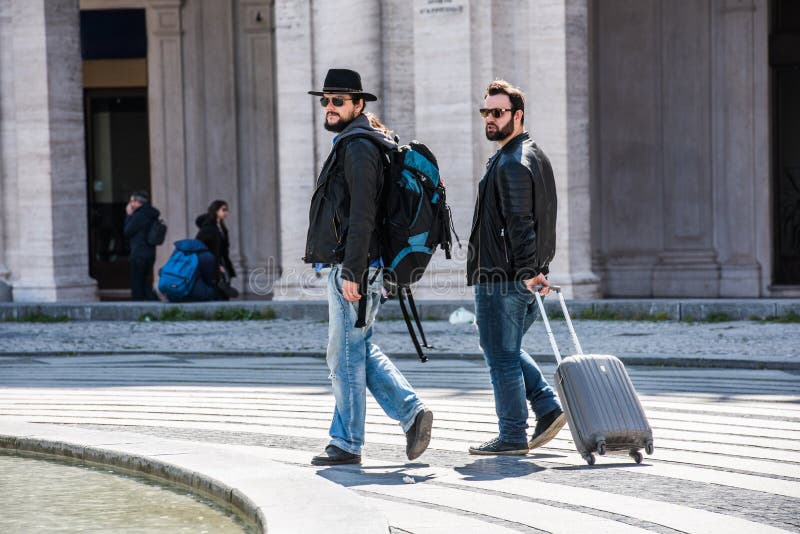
[84,90,151,293]
[81,8,149,299]
[771,0,800,284]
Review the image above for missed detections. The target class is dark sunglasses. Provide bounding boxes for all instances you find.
[479,108,513,119]
[320,96,354,107]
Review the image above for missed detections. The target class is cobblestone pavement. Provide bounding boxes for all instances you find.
[1,317,799,366]
[1,354,798,533]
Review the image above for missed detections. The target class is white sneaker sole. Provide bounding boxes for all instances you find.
[528,412,566,449]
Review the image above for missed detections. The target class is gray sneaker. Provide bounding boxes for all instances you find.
[528,408,566,449]
[468,436,529,456]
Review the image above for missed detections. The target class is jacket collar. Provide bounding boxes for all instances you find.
[499,131,529,154]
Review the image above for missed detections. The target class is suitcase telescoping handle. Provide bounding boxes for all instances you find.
[533,285,584,365]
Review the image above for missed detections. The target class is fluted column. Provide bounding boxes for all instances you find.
[146,0,187,276]
[528,0,599,298]
[8,0,96,301]
[0,0,15,301]
[272,0,317,299]
[712,0,767,296]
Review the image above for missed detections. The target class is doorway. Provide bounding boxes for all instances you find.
[84,89,150,293]
[80,8,149,298]
[771,0,800,284]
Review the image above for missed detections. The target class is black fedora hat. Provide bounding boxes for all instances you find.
[308,68,377,101]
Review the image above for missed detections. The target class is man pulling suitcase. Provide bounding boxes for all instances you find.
[466,80,566,455]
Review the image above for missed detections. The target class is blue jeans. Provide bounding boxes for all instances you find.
[325,265,425,455]
[475,280,561,443]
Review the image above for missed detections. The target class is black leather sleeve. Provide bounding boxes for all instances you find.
[341,138,382,283]
[497,158,540,279]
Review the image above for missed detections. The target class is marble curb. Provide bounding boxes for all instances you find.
[0,422,389,534]
[0,350,796,370]
[1,298,798,322]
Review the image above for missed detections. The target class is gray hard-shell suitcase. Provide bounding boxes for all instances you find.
[534,287,654,465]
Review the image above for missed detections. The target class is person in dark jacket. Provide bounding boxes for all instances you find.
[303,68,433,466]
[124,191,160,301]
[195,200,236,280]
[195,200,238,299]
[187,227,224,302]
[466,80,565,456]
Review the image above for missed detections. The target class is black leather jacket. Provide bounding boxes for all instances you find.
[467,132,557,285]
[303,114,393,283]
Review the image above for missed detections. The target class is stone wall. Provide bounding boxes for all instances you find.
[591,0,772,297]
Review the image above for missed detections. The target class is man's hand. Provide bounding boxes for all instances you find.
[523,273,550,295]
[125,202,135,216]
[342,280,362,302]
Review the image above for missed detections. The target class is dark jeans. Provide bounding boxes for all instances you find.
[130,255,157,301]
[475,280,561,443]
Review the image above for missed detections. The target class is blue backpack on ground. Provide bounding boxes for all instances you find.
[157,239,203,301]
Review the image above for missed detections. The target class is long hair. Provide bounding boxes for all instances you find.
[365,112,393,138]
[206,200,228,231]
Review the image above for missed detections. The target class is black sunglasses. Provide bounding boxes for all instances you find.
[479,108,513,119]
[320,96,354,107]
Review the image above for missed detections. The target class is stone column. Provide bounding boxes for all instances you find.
[651,1,720,297]
[145,0,187,275]
[272,0,318,299]
[712,0,766,296]
[0,0,16,301]
[234,0,280,298]
[528,0,599,298]
[181,0,241,285]
[381,0,416,141]
[407,0,489,298]
[8,0,96,301]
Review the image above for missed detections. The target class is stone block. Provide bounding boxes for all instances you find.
[775,302,800,319]
[592,300,679,320]
[680,300,776,321]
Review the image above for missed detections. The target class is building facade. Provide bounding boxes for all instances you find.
[0,0,797,301]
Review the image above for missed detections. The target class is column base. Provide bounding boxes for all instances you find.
[550,270,601,299]
[12,278,97,302]
[719,262,762,297]
[603,255,655,297]
[0,280,12,302]
[652,251,720,297]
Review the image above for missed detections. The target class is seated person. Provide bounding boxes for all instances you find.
[181,228,223,302]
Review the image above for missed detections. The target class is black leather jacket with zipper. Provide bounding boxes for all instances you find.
[303,114,394,284]
[466,132,557,286]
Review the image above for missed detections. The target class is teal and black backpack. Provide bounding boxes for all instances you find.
[352,135,458,362]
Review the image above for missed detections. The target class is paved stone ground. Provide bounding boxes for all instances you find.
[1,317,799,366]
[0,353,798,533]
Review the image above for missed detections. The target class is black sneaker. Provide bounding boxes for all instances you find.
[468,436,529,456]
[311,445,361,466]
[528,408,566,449]
[405,408,433,460]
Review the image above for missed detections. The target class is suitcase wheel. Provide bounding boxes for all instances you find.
[596,440,607,456]
[645,441,654,455]
[630,450,643,464]
[583,453,596,466]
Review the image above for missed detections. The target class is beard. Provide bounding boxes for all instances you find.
[485,119,515,141]
[324,112,356,133]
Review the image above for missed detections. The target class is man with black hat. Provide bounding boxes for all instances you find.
[304,68,433,466]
